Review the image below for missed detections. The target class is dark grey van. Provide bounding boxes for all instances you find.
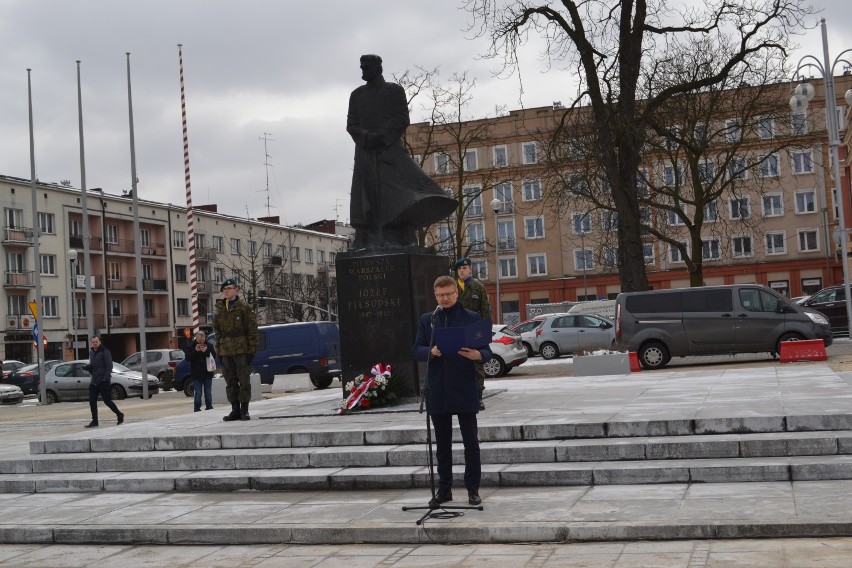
[615,285,832,370]
[254,322,342,388]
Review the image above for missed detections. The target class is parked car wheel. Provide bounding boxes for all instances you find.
[44,390,59,404]
[184,381,194,397]
[310,376,334,389]
[483,355,505,378]
[111,384,127,400]
[522,341,534,358]
[540,342,560,360]
[638,341,670,370]
[776,332,805,357]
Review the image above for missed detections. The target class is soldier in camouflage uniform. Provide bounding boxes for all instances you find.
[213,278,259,421]
[454,258,492,410]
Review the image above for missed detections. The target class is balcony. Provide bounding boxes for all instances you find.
[107,313,169,329]
[267,255,283,266]
[197,281,211,294]
[107,278,138,291]
[464,205,484,218]
[104,239,165,256]
[497,238,517,252]
[495,202,514,215]
[4,270,35,288]
[73,274,104,290]
[71,313,106,331]
[196,247,216,261]
[142,279,169,292]
[69,235,103,251]
[5,313,35,330]
[2,226,34,246]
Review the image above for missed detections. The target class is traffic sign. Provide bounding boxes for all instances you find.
[28,301,38,319]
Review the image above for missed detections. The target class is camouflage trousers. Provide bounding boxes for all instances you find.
[476,362,485,395]
[221,355,253,404]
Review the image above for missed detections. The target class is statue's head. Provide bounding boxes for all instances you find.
[359,54,383,82]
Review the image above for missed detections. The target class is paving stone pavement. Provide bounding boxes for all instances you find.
[3,356,852,564]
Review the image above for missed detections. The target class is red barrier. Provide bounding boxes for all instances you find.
[779,339,827,363]
[629,351,641,372]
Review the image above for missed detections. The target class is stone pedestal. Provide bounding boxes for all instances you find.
[336,251,448,398]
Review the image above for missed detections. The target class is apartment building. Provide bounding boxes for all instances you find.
[408,75,852,324]
[1,177,349,364]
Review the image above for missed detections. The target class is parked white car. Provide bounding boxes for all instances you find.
[40,360,160,404]
[534,313,616,360]
[485,324,528,378]
[0,384,24,405]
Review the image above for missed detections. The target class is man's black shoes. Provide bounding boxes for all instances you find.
[84,420,98,428]
[479,399,485,410]
[468,492,482,506]
[117,413,124,425]
[428,491,453,508]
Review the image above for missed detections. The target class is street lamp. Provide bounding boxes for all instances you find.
[579,217,589,300]
[67,249,78,360]
[790,18,852,333]
[490,198,502,324]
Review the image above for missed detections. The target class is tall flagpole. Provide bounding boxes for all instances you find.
[178,44,200,335]
[127,53,150,398]
[76,61,95,344]
[27,69,47,403]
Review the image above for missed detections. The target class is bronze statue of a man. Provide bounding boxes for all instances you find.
[347,54,457,250]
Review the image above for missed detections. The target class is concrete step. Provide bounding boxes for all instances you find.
[5,454,852,493]
[8,430,852,476]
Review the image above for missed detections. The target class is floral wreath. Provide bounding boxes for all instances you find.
[338,363,398,414]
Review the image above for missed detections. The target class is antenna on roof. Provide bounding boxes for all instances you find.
[260,132,275,217]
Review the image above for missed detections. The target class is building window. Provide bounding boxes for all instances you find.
[463,149,478,171]
[108,261,121,281]
[468,223,485,253]
[730,197,750,220]
[497,220,515,251]
[291,246,300,262]
[195,233,205,249]
[791,150,813,174]
[173,230,186,249]
[601,210,619,231]
[765,232,786,255]
[143,299,154,318]
[175,264,187,282]
[795,190,816,214]
[702,238,721,260]
[667,207,686,226]
[262,242,272,258]
[106,224,119,244]
[704,201,719,222]
[493,146,507,168]
[763,194,783,217]
[37,212,55,235]
[3,208,23,229]
[463,185,483,217]
[213,236,224,253]
[435,226,452,256]
[69,218,82,237]
[108,299,121,318]
[305,249,313,263]
[758,116,775,139]
[522,179,541,201]
[214,267,225,284]
[727,156,748,180]
[494,182,513,213]
[694,123,708,144]
[435,152,450,174]
[230,238,241,255]
[317,250,325,264]
[603,247,618,268]
[574,249,593,271]
[797,229,819,252]
[759,154,779,177]
[522,142,537,164]
[725,118,743,142]
[472,259,487,279]
[248,240,257,256]
[696,161,715,183]
[670,241,688,263]
[499,257,518,278]
[528,254,547,276]
[525,216,545,239]
[791,112,808,135]
[39,254,56,276]
[663,163,683,186]
[637,169,650,197]
[177,298,189,317]
[42,296,58,318]
[643,243,654,265]
[572,213,591,235]
[329,252,336,266]
[732,235,753,257]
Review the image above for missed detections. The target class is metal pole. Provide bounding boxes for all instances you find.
[491,199,501,324]
[69,255,77,360]
[27,69,46,400]
[76,61,95,341]
[581,228,588,299]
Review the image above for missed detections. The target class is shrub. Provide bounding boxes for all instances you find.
[159,369,174,391]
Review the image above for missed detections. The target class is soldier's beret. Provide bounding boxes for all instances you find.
[454,257,472,269]
[220,278,238,291]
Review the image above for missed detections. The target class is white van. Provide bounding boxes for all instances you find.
[568,300,617,320]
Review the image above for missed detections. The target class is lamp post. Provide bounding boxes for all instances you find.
[790,18,852,333]
[490,198,502,324]
[68,249,78,360]
[580,220,589,300]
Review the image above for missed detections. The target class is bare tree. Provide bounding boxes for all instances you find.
[400,69,511,260]
[465,0,815,291]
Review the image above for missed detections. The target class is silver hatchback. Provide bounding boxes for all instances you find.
[121,349,185,379]
[534,313,616,360]
[41,360,160,404]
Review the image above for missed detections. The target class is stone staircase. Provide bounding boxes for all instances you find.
[4,412,852,493]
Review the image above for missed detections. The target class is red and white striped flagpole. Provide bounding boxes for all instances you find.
[178,44,200,335]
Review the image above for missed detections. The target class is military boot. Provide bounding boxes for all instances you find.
[240,402,251,421]
[223,401,241,422]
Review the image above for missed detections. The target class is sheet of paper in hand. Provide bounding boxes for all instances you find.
[434,318,492,354]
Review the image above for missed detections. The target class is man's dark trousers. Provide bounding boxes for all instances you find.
[430,412,480,494]
[88,382,120,421]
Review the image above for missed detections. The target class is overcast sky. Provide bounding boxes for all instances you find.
[1,1,849,227]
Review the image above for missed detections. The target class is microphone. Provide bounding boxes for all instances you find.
[431,305,442,319]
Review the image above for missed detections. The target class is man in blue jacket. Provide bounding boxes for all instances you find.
[413,275,492,508]
[85,335,123,428]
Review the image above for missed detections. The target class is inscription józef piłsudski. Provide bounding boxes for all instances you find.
[346,258,401,319]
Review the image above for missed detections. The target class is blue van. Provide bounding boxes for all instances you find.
[173,321,342,395]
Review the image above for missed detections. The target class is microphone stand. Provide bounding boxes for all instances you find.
[403,307,484,525]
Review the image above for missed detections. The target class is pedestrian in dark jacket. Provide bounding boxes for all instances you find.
[413,275,492,508]
[213,278,259,421]
[185,330,217,412]
[85,335,123,428]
